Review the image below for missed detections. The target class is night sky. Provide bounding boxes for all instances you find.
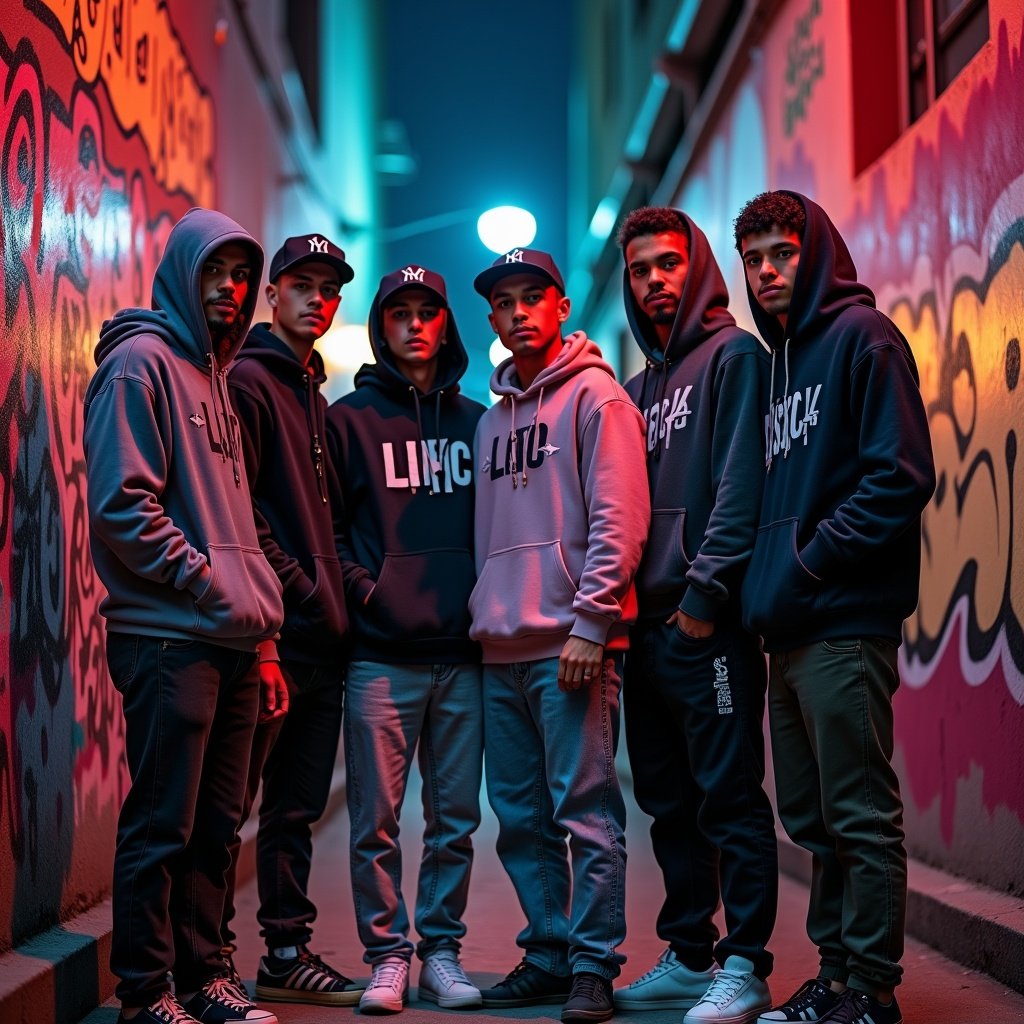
[381,0,572,403]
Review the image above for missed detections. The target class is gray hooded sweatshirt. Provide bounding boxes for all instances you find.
[84,207,284,651]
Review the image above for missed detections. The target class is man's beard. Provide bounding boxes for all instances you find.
[650,308,676,325]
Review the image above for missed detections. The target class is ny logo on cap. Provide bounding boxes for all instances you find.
[402,266,425,282]
[308,236,329,254]
[505,249,525,264]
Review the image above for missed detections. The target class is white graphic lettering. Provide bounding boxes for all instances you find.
[766,383,823,459]
[382,438,472,493]
[505,249,525,263]
[713,656,733,715]
[643,385,693,451]
[401,265,425,282]
[307,235,329,254]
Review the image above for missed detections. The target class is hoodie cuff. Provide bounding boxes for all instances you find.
[570,611,613,647]
[679,587,721,624]
[186,563,213,598]
[353,576,376,606]
[798,534,833,581]
[257,639,280,664]
[289,573,316,605]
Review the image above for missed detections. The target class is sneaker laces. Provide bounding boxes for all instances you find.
[202,976,253,1011]
[370,959,407,993]
[829,990,883,1023]
[782,979,833,1012]
[698,967,746,1008]
[573,973,606,998]
[498,959,533,987]
[429,951,471,987]
[632,949,678,984]
[297,947,352,984]
[146,993,194,1024]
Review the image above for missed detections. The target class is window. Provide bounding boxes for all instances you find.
[906,0,989,123]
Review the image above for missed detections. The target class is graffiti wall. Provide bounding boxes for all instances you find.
[0,0,373,953]
[677,0,1024,892]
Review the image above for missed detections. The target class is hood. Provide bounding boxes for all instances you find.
[359,283,469,398]
[623,210,738,363]
[489,331,615,397]
[237,323,328,387]
[95,207,264,367]
[745,190,875,348]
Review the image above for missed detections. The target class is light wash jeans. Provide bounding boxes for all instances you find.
[483,654,627,980]
[345,660,483,964]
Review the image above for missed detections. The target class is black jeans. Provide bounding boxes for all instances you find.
[222,660,344,951]
[624,619,778,978]
[107,632,258,1007]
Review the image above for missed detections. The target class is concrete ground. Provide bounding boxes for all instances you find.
[75,764,1024,1024]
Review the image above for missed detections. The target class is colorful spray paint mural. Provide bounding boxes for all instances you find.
[679,0,1024,892]
[0,0,208,950]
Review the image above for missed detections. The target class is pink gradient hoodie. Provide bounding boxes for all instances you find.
[469,331,650,663]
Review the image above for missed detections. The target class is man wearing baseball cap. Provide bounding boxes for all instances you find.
[223,233,361,1005]
[327,264,486,1013]
[469,249,650,1022]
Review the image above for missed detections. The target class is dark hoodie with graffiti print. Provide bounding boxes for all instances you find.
[623,212,770,624]
[740,191,936,652]
[84,208,284,651]
[326,274,485,665]
[228,326,349,664]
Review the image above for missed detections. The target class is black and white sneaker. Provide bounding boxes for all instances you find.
[817,990,902,1024]
[255,945,363,1006]
[182,976,278,1023]
[759,979,841,1021]
[117,992,198,1024]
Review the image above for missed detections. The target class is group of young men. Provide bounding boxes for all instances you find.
[83,190,935,1024]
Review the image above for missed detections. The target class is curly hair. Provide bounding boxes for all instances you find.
[733,192,806,252]
[616,206,689,250]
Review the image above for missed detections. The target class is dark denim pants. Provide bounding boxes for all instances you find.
[624,619,778,978]
[769,637,906,994]
[107,632,258,1007]
[222,660,344,952]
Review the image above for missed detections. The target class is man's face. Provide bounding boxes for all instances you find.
[268,262,342,344]
[201,242,253,335]
[488,274,570,358]
[381,287,448,370]
[625,230,690,327]
[741,228,802,320]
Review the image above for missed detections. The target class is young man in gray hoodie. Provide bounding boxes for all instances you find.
[469,249,650,1024]
[84,208,285,1024]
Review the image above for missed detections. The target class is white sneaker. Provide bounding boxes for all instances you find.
[419,949,481,1009]
[683,956,771,1024]
[614,948,717,1009]
[359,957,409,1015]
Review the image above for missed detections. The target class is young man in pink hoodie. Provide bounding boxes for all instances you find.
[469,249,650,1023]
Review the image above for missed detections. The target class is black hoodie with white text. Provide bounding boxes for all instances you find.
[326,290,485,664]
[741,191,936,652]
[623,212,770,624]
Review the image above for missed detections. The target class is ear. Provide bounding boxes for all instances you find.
[487,312,498,334]
[265,282,278,308]
[556,295,571,322]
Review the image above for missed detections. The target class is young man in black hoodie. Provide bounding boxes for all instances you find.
[614,208,777,1024]
[734,191,935,1024]
[84,208,285,1024]
[224,234,361,1005]
[326,265,486,1014]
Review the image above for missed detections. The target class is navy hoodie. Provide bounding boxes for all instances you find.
[741,191,936,651]
[83,208,284,650]
[326,288,485,664]
[623,213,769,623]
[229,326,349,664]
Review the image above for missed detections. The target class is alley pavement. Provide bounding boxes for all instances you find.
[77,765,1024,1024]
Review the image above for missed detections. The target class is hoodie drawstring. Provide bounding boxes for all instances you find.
[765,336,791,474]
[652,357,671,463]
[207,354,242,487]
[409,386,427,493]
[508,394,519,488]
[304,370,328,504]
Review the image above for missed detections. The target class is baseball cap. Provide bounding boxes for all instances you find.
[377,264,448,307]
[268,233,355,285]
[473,248,565,299]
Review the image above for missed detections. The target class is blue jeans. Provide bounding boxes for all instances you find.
[222,660,344,951]
[483,654,627,980]
[106,632,258,1007]
[345,660,483,964]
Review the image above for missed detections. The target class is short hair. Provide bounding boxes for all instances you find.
[616,207,688,250]
[733,192,806,252]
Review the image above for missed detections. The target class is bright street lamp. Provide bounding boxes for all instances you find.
[476,206,537,253]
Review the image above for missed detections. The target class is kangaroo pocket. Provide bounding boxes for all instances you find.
[469,540,577,642]
[635,508,690,602]
[194,543,284,641]
[283,554,348,646]
[741,518,819,636]
[361,548,475,643]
